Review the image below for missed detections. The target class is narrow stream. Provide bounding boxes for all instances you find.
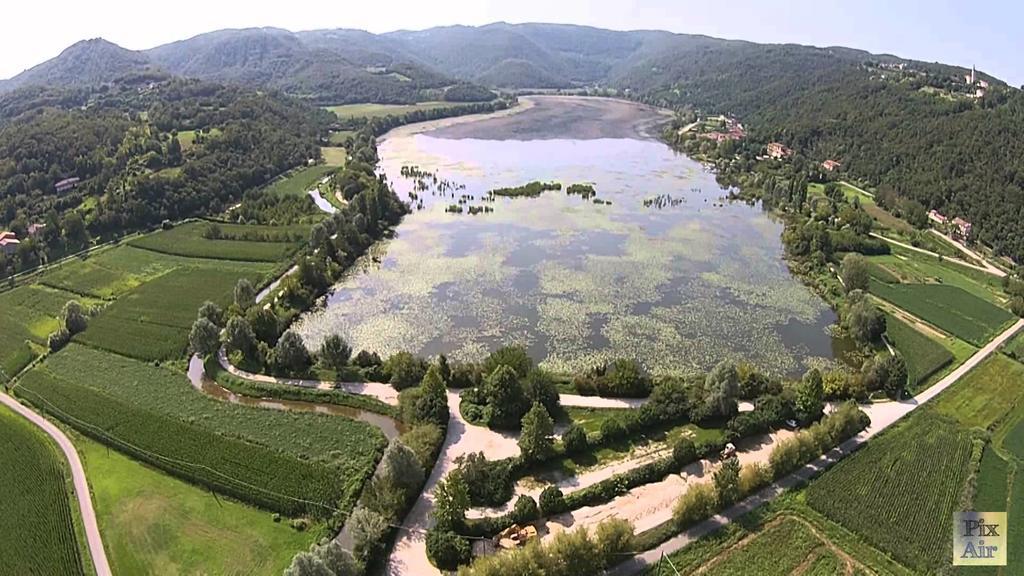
[186,356,403,440]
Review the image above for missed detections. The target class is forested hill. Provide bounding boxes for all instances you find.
[0,77,332,265]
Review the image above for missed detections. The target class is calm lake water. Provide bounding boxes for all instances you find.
[295,100,849,376]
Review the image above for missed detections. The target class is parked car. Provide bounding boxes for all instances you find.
[785,419,800,430]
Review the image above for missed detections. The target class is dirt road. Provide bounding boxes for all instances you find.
[0,393,112,576]
[610,318,1024,575]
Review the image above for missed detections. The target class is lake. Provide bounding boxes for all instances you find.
[294,97,849,377]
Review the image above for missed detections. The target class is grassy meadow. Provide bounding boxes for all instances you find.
[78,433,316,576]
[326,101,465,119]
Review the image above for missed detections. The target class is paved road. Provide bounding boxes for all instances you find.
[870,232,1002,277]
[0,393,112,576]
[610,318,1024,575]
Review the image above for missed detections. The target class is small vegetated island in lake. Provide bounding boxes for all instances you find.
[489,181,562,198]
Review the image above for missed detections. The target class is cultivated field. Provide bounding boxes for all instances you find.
[79,433,315,575]
[17,344,386,517]
[129,221,306,262]
[0,284,96,375]
[0,406,84,576]
[326,101,465,119]
[807,411,972,573]
[884,313,954,389]
[933,355,1024,429]
[262,165,338,197]
[76,264,272,360]
[870,280,1015,346]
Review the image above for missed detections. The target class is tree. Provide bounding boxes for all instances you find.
[189,317,221,357]
[247,307,279,345]
[594,519,636,568]
[350,506,390,565]
[512,495,539,523]
[539,485,566,516]
[601,358,652,397]
[704,360,740,418]
[61,300,88,334]
[840,253,871,293]
[713,457,741,507]
[847,299,886,344]
[318,334,352,371]
[282,552,333,576]
[363,441,425,518]
[384,352,426,391]
[522,367,560,413]
[437,354,452,384]
[881,353,908,398]
[432,471,470,531]
[234,278,256,311]
[482,364,528,429]
[311,541,358,576]
[562,423,588,454]
[482,344,533,378]
[62,212,88,249]
[426,529,471,571]
[197,301,224,327]
[223,316,257,359]
[273,330,310,373]
[414,365,449,426]
[48,326,71,352]
[518,402,555,462]
[795,368,825,422]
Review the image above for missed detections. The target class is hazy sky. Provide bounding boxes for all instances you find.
[3,0,1022,86]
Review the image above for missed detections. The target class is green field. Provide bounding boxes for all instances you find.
[867,246,1006,305]
[699,516,822,576]
[0,284,97,375]
[974,445,1010,512]
[129,221,305,262]
[870,280,1015,346]
[326,101,465,119]
[36,245,192,299]
[79,433,315,575]
[321,146,348,167]
[807,411,972,573]
[262,165,339,198]
[884,313,954,389]
[933,355,1024,429]
[76,264,271,361]
[0,406,84,576]
[837,182,914,233]
[1005,332,1024,362]
[17,344,386,517]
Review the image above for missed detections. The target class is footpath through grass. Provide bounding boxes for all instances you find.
[0,405,85,576]
[78,433,315,576]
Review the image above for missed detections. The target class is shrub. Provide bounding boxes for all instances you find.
[523,367,560,413]
[482,365,528,430]
[350,506,390,564]
[449,362,481,389]
[673,482,718,526]
[352,350,382,369]
[512,495,539,524]
[414,365,449,426]
[426,529,471,570]
[455,453,514,507]
[738,462,772,496]
[562,423,589,454]
[594,518,636,568]
[48,327,71,352]
[599,417,626,442]
[539,486,566,516]
[713,457,741,506]
[518,403,554,462]
[61,300,88,335]
[672,438,697,467]
[399,424,444,470]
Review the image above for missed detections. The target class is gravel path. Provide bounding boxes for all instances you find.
[609,318,1024,575]
[0,392,113,576]
[869,232,1003,277]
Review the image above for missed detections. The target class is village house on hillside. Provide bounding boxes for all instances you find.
[821,159,842,172]
[928,210,973,241]
[0,231,20,256]
[767,142,793,159]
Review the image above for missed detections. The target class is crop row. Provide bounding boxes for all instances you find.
[884,313,953,388]
[702,517,821,576]
[76,265,267,361]
[806,411,971,573]
[870,280,1015,346]
[16,370,354,518]
[0,408,84,576]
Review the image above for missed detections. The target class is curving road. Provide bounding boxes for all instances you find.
[0,392,112,576]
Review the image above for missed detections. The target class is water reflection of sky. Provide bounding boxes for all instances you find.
[294,134,846,376]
